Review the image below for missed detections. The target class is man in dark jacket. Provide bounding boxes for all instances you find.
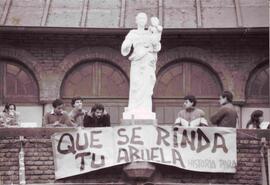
[83,104,110,127]
[210,91,238,128]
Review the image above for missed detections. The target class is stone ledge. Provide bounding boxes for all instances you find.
[0,128,269,139]
[26,183,242,185]
[121,119,157,125]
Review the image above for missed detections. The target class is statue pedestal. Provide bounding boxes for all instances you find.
[122,108,157,125]
[121,119,157,125]
[123,110,156,120]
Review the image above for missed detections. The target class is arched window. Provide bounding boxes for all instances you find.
[61,61,129,98]
[246,63,269,102]
[0,60,39,103]
[154,61,222,98]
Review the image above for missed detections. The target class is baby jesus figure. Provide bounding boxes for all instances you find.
[148,16,163,44]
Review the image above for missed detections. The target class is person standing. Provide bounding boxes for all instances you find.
[69,96,87,127]
[210,91,238,128]
[83,104,110,127]
[174,95,208,127]
[43,99,73,127]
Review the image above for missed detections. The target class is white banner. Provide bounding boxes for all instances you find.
[52,125,237,179]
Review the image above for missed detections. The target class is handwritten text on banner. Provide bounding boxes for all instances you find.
[51,125,237,179]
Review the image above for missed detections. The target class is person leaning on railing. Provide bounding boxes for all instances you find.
[83,104,110,127]
[43,99,73,127]
[68,96,87,127]
[246,110,270,129]
[174,95,208,127]
[0,103,20,127]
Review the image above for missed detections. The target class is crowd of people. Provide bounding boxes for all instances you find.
[174,91,239,128]
[0,91,269,129]
[0,97,110,128]
[42,97,111,128]
[174,91,269,129]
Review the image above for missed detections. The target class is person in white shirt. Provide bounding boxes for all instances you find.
[174,95,208,127]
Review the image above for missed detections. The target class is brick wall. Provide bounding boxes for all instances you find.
[0,28,268,125]
[0,29,268,102]
[0,136,20,184]
[0,128,269,185]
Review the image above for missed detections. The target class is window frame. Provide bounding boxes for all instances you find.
[0,59,39,104]
[246,62,269,105]
[154,60,223,99]
[60,60,129,100]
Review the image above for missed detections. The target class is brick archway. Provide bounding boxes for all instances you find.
[245,60,269,104]
[0,46,41,97]
[154,47,229,124]
[0,45,41,78]
[36,46,130,101]
[60,47,130,81]
[158,47,226,87]
[59,47,131,124]
[243,56,269,96]
[155,59,223,98]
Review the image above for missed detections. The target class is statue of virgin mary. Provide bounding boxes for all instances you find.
[121,12,162,120]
